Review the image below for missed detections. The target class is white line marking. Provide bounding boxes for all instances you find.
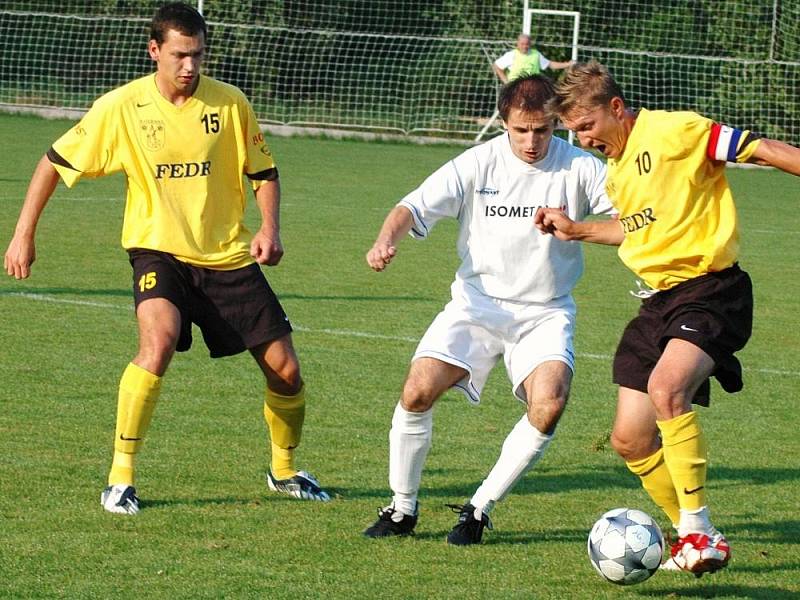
[4,292,126,310]
[2,291,798,377]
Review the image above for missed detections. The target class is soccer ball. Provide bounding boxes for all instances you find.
[587,508,664,585]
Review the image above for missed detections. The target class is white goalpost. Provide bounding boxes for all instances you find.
[474,4,580,142]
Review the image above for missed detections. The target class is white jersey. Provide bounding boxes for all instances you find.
[398,133,613,304]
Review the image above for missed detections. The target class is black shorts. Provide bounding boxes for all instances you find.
[128,249,293,358]
[612,264,753,406]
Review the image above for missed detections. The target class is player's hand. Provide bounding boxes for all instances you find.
[4,234,36,279]
[366,240,397,272]
[534,207,577,241]
[250,229,284,266]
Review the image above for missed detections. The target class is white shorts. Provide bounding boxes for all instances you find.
[413,283,576,404]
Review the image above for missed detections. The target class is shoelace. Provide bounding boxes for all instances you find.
[445,503,493,530]
[629,279,659,299]
[378,506,397,520]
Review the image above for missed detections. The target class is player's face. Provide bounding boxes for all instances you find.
[516,36,531,53]
[560,99,628,159]
[148,28,205,96]
[504,108,555,164]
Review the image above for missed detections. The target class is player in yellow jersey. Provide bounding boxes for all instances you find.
[3,2,330,514]
[534,60,800,576]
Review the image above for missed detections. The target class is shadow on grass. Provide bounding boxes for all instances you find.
[339,464,800,503]
[139,496,263,510]
[642,584,799,599]
[723,519,800,544]
[730,560,800,575]
[712,465,800,487]
[0,286,130,298]
[0,287,438,304]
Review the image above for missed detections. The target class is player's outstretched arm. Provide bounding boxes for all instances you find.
[251,178,284,267]
[4,155,60,279]
[534,207,624,246]
[747,138,800,177]
[548,60,575,70]
[366,205,414,272]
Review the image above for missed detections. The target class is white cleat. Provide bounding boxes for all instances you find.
[101,484,140,515]
[267,470,331,502]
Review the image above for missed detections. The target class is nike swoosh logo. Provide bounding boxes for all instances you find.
[680,324,699,332]
[683,486,704,494]
[119,434,142,441]
[136,102,151,108]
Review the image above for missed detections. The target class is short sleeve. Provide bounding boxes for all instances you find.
[49,97,120,187]
[538,54,551,70]
[494,50,514,70]
[241,97,277,189]
[585,157,615,216]
[397,159,466,239]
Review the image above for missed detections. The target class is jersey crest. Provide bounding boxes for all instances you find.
[140,119,165,151]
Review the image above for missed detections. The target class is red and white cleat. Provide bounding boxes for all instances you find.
[670,531,731,576]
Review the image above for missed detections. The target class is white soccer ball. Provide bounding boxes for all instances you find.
[587,508,664,585]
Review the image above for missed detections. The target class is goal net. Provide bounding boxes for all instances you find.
[1,1,798,145]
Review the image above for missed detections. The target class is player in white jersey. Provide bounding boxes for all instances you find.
[362,75,614,544]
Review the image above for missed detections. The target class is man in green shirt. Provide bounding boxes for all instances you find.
[493,34,572,83]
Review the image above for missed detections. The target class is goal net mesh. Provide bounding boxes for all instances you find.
[1,1,798,144]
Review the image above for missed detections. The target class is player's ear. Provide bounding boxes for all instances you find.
[609,97,626,119]
[147,39,160,61]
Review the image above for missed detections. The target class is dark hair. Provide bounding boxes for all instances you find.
[150,2,207,45]
[497,75,556,121]
[548,60,627,118]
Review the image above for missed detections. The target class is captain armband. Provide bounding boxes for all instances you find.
[707,123,761,163]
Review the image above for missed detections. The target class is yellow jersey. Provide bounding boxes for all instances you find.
[48,74,277,270]
[607,109,760,290]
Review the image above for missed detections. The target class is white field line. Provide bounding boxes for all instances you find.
[2,291,799,378]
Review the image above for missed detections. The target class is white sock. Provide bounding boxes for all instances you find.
[389,403,433,516]
[470,415,552,513]
[678,506,713,537]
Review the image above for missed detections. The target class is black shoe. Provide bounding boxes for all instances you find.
[363,503,419,538]
[446,503,493,546]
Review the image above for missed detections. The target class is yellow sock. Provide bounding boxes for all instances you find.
[108,363,162,486]
[626,447,681,526]
[264,386,306,480]
[657,411,708,511]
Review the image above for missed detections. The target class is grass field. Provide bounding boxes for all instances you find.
[1,113,798,599]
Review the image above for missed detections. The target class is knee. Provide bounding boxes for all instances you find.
[267,360,303,396]
[400,378,438,413]
[610,428,660,461]
[527,394,567,434]
[647,380,690,418]
[135,333,178,376]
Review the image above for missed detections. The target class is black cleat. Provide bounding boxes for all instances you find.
[446,503,493,546]
[363,503,419,538]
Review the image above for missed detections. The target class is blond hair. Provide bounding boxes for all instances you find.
[549,60,627,117]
